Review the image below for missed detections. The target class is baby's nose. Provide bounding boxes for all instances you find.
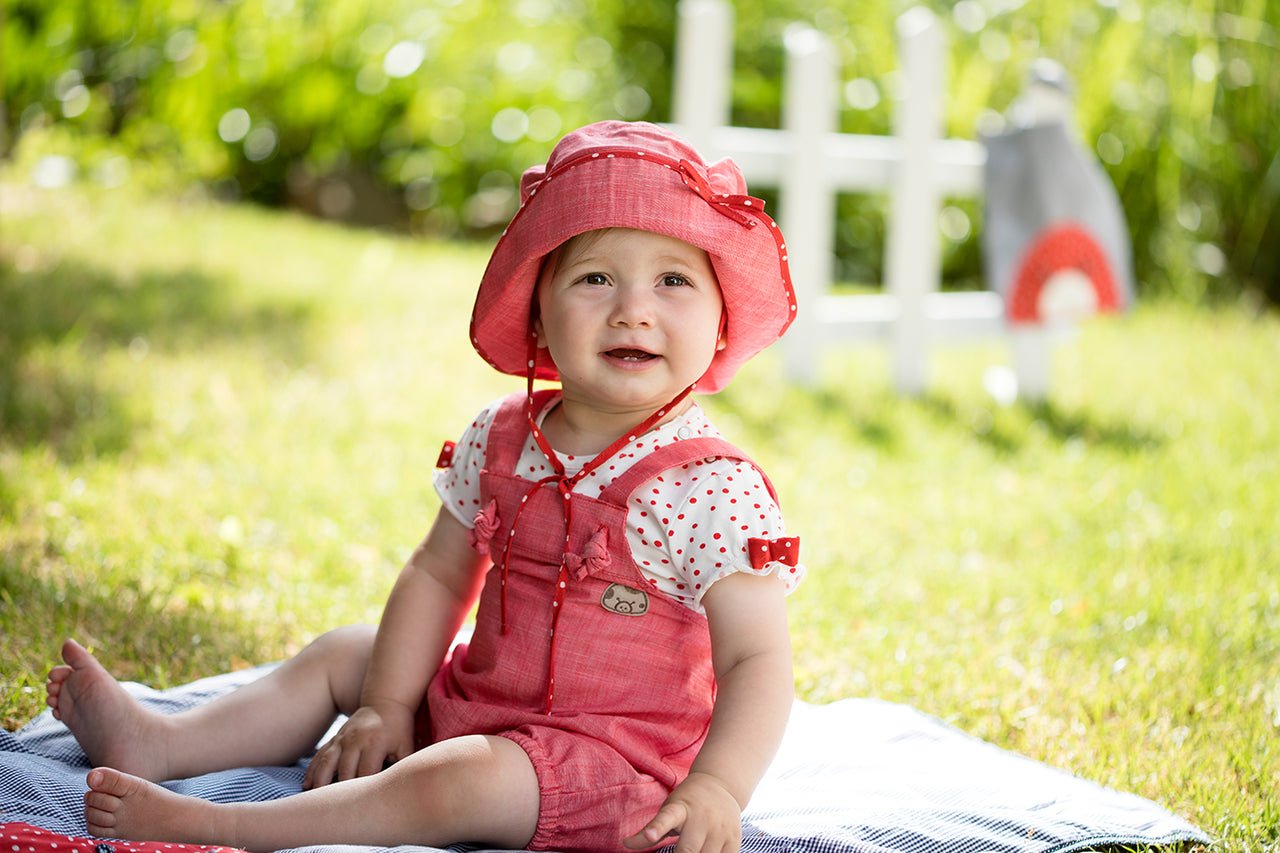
[609,286,656,326]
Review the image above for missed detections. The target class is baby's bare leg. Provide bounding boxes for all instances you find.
[47,625,375,782]
[84,734,540,852]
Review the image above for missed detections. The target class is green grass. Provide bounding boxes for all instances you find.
[2,181,1277,850]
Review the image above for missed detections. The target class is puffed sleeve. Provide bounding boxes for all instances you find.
[634,458,805,610]
[433,402,499,527]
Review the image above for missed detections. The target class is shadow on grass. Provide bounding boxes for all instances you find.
[0,255,316,460]
[915,394,1166,456]
[713,377,1163,458]
[0,545,293,731]
[713,381,905,453]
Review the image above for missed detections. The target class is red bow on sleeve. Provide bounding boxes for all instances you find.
[747,536,800,569]
[435,440,457,469]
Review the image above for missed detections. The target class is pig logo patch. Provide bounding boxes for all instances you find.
[601,583,649,616]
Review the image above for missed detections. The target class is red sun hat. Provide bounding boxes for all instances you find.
[470,120,796,394]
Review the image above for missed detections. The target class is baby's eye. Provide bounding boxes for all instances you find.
[661,274,691,288]
[581,273,609,286]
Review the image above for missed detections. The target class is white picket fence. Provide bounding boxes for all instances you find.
[668,0,1057,399]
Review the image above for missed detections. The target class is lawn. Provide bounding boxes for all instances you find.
[1,181,1277,850]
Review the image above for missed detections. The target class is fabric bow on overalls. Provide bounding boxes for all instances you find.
[468,500,500,555]
[564,526,610,580]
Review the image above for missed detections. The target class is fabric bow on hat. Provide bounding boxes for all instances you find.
[676,159,764,228]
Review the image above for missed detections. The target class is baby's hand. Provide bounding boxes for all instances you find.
[623,771,742,853]
[303,701,414,789]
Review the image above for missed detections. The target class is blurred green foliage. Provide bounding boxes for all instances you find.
[2,0,653,232]
[3,0,1277,304]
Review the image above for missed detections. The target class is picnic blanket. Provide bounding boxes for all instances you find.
[1,665,1208,853]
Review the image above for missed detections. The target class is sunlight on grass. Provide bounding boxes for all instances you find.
[2,182,1276,849]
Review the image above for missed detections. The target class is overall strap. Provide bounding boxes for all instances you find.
[599,436,782,508]
[484,389,559,474]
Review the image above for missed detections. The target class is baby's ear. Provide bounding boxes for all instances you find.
[533,316,547,348]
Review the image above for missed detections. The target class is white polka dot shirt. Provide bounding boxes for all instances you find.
[435,397,805,613]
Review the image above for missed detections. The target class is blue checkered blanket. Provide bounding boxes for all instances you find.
[0,665,1207,853]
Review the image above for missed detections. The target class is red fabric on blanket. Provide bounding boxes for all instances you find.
[0,823,247,853]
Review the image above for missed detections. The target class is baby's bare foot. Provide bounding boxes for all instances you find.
[46,639,172,781]
[85,768,223,843]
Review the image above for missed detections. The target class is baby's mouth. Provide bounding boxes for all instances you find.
[605,348,659,362]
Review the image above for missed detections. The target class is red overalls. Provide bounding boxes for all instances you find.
[423,391,776,851]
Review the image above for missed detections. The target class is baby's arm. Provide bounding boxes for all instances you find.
[624,571,794,852]
[303,508,489,788]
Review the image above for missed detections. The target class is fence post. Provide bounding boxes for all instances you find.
[1010,328,1052,400]
[779,26,837,384]
[673,0,733,155]
[884,8,945,395]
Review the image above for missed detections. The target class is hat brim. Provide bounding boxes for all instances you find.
[471,134,795,393]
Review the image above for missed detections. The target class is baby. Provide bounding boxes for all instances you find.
[47,120,804,853]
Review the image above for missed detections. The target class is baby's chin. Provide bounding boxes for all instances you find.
[563,383,691,417]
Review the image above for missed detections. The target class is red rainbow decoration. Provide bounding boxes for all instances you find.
[1007,223,1124,325]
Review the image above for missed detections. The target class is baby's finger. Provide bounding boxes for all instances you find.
[623,802,686,849]
[356,744,387,779]
[304,744,338,789]
[336,742,363,782]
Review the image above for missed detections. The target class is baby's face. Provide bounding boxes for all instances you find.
[534,228,725,416]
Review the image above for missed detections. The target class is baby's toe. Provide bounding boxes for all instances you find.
[87,767,142,797]
[86,806,118,834]
[86,788,123,815]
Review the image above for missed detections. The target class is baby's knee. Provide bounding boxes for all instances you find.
[304,625,376,671]
[314,624,375,648]
[387,736,539,847]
